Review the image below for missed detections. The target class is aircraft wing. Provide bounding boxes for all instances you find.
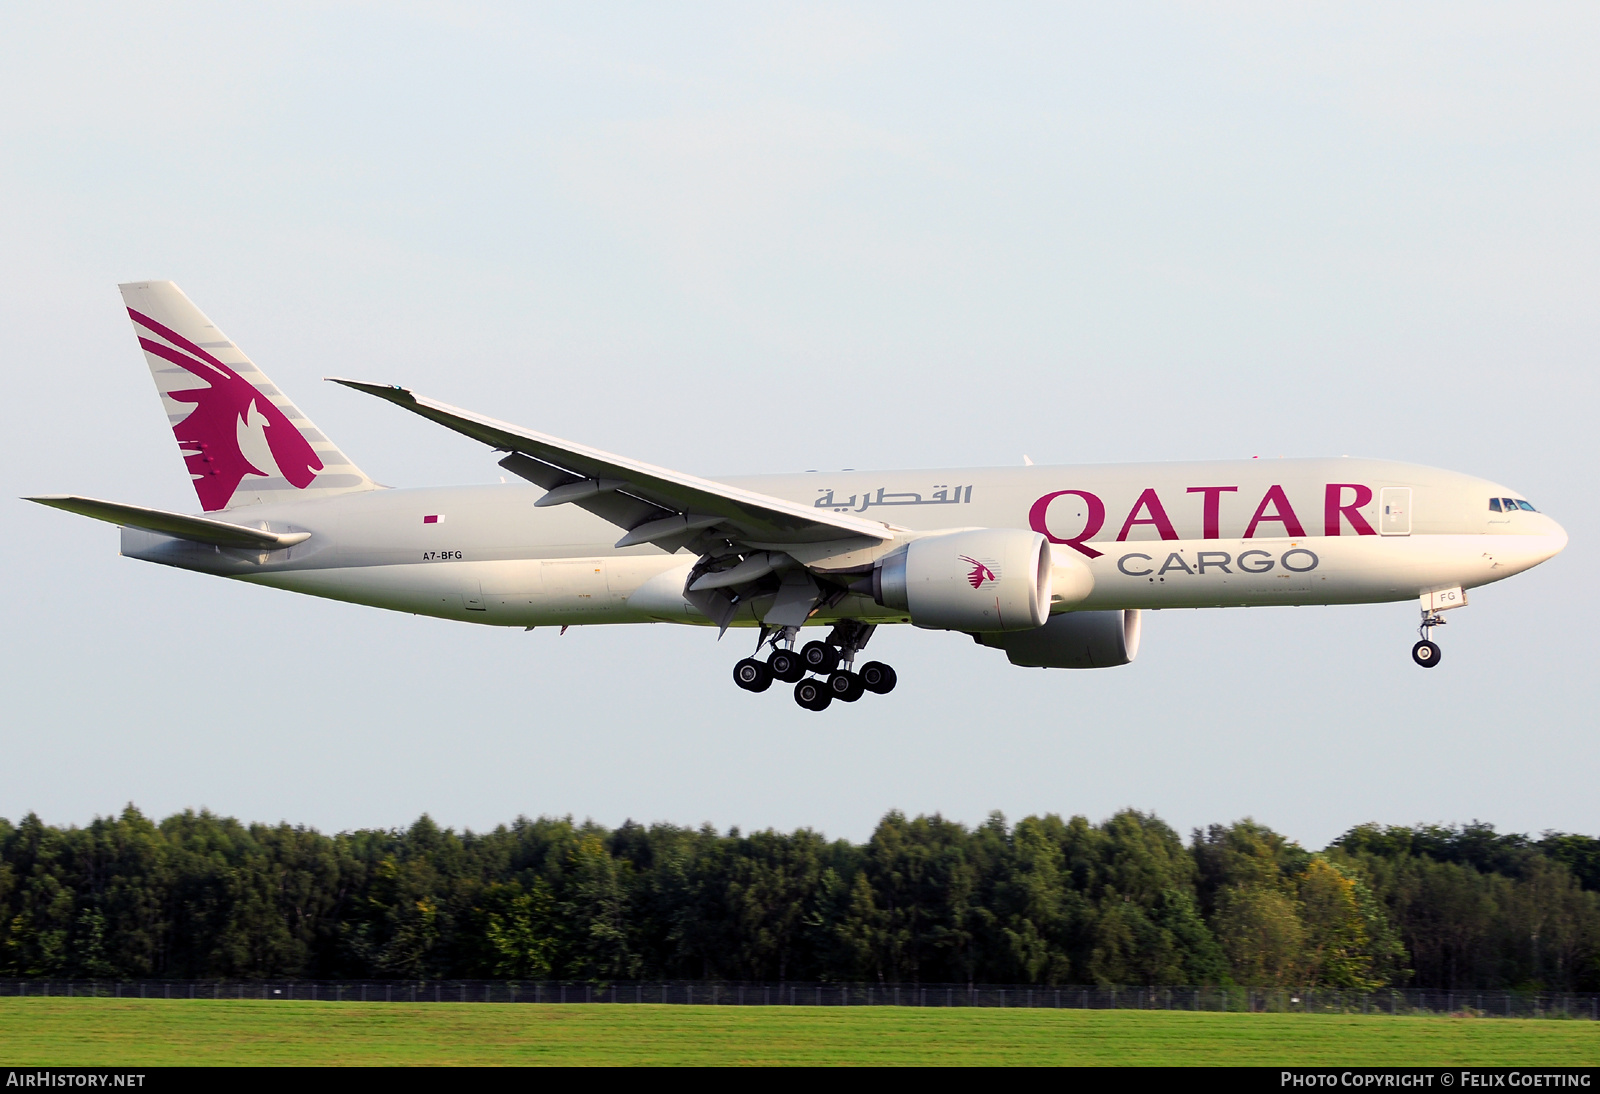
[329,379,893,549]
[26,495,311,549]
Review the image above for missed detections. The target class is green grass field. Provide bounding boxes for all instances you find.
[1,999,1597,1066]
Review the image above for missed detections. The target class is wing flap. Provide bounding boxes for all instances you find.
[26,495,309,549]
[498,453,671,534]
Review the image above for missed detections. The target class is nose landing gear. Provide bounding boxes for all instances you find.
[732,621,893,710]
[1412,602,1449,668]
[1412,610,1445,668]
[1409,587,1468,669]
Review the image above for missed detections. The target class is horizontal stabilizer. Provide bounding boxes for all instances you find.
[25,495,310,549]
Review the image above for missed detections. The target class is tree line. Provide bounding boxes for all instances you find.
[1,807,1596,990]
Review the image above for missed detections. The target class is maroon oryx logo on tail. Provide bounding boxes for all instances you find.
[129,308,322,511]
[960,555,998,589]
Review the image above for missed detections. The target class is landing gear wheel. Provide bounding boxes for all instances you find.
[1412,640,1442,668]
[800,641,839,675]
[859,661,897,694]
[827,670,865,702]
[768,648,805,683]
[733,658,773,692]
[793,678,833,711]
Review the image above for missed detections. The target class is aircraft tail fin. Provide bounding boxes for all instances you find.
[119,281,378,512]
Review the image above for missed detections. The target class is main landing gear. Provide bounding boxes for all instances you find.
[1412,608,1446,669]
[732,621,897,711]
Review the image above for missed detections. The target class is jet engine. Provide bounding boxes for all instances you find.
[978,609,1143,668]
[866,528,1052,631]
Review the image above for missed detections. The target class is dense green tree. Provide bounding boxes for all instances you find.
[1540,833,1600,893]
[988,815,1075,983]
[1196,822,1410,990]
[1296,856,1400,991]
[847,811,987,982]
[0,807,1591,988]
[479,879,558,978]
[1334,823,1600,991]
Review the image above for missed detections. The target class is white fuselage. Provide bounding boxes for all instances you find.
[121,456,1567,630]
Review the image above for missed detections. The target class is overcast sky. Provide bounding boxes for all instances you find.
[2,2,1595,846]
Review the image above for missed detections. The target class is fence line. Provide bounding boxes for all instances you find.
[1,980,1595,1019]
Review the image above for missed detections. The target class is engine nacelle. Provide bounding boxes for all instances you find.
[871,528,1051,632]
[978,609,1142,668]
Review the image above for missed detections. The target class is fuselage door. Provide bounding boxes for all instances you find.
[1379,487,1412,536]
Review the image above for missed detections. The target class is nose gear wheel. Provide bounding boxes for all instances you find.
[1411,640,1441,668]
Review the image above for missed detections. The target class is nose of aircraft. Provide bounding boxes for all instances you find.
[1531,512,1569,564]
[1485,512,1567,581]
[1548,515,1569,556]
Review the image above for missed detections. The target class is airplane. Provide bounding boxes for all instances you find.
[28,282,1568,711]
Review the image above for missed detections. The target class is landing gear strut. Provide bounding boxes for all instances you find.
[731,621,895,710]
[1412,608,1446,669]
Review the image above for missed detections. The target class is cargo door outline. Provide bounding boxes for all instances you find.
[1379,487,1412,536]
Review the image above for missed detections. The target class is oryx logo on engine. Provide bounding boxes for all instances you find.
[960,555,999,589]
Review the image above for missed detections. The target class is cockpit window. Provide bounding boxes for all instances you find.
[1501,497,1517,512]
[1489,498,1503,512]
[1516,500,1537,512]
